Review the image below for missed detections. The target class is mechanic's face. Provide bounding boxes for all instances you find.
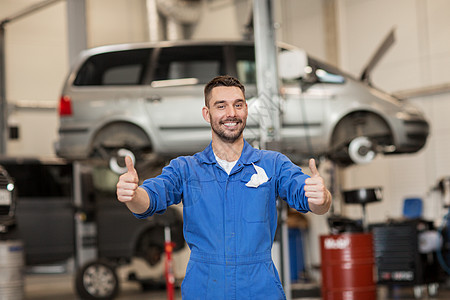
[202,86,248,143]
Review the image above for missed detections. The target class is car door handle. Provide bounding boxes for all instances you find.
[145,95,161,103]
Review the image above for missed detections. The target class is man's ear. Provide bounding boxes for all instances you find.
[202,106,211,123]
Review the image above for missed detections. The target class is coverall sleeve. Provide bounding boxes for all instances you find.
[275,153,311,213]
[133,159,184,219]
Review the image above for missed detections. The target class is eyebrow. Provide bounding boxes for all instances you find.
[212,99,245,106]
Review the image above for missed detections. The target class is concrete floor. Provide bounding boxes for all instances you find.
[24,273,178,300]
[23,272,450,300]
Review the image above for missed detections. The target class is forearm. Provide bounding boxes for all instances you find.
[125,187,150,214]
[309,189,332,215]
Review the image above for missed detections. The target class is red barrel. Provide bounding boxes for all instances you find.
[320,233,376,300]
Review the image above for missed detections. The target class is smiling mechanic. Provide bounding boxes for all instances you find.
[116,75,332,299]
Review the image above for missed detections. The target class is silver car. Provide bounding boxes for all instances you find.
[55,40,429,167]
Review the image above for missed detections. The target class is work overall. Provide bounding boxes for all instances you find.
[136,141,311,299]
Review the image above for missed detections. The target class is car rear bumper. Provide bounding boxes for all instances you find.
[55,128,91,159]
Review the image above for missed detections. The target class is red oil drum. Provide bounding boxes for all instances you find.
[320,233,376,300]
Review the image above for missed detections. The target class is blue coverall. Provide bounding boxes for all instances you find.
[135,140,311,299]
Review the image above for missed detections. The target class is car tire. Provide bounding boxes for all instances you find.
[75,259,119,300]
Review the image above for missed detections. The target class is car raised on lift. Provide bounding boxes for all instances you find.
[55,38,429,168]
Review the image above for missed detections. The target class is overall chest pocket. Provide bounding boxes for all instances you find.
[183,177,220,233]
[183,176,217,207]
[241,178,272,223]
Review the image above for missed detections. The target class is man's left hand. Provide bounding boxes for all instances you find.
[304,158,331,215]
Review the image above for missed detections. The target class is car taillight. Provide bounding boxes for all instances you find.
[59,95,72,116]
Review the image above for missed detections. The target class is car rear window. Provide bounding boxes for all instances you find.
[74,48,152,86]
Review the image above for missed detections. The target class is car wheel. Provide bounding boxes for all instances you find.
[75,259,119,300]
[329,111,392,166]
[91,122,152,163]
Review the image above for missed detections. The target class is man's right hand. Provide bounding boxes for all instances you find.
[116,156,139,203]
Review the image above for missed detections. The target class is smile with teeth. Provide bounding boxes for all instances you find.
[222,120,240,129]
[224,122,238,127]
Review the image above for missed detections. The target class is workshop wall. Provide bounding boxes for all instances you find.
[277,0,327,62]
[2,0,67,157]
[86,0,147,48]
[191,0,244,40]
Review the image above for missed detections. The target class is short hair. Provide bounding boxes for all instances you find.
[204,75,245,107]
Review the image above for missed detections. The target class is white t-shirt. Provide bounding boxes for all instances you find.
[214,154,238,175]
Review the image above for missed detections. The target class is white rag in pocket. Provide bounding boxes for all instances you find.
[245,163,268,188]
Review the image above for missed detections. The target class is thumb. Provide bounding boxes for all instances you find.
[125,156,136,174]
[309,158,320,177]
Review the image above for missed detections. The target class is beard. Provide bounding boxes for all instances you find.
[211,117,246,143]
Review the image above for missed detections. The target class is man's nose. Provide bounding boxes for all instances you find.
[225,105,237,117]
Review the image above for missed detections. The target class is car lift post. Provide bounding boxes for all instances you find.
[73,161,98,269]
[164,225,175,300]
[253,1,292,299]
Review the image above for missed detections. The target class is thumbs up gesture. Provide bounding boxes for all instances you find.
[116,156,139,203]
[305,158,331,214]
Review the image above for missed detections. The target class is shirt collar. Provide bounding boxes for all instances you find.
[195,139,261,165]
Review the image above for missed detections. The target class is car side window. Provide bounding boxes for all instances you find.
[313,68,345,84]
[152,46,224,84]
[278,51,345,86]
[306,59,345,84]
[74,49,152,86]
[103,65,142,85]
[235,45,256,85]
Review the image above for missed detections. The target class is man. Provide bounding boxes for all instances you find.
[117,75,331,299]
